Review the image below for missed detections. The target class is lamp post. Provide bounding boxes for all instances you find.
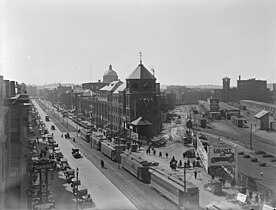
[76,167,79,210]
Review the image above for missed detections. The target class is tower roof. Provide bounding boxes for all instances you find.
[103,64,118,77]
[127,63,156,80]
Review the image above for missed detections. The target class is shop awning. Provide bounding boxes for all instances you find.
[131,117,152,126]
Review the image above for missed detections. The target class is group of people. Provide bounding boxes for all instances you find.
[146,147,169,159]
[61,132,71,139]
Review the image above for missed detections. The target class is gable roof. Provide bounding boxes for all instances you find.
[127,63,156,80]
[255,110,270,119]
[113,82,126,94]
[131,116,152,126]
[100,81,121,92]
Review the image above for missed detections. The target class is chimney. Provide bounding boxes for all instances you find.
[10,81,16,96]
[4,80,10,97]
[239,75,241,81]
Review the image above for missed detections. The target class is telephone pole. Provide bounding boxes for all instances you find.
[250,124,252,150]
[184,161,187,209]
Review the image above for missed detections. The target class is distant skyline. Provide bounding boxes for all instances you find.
[1,0,275,87]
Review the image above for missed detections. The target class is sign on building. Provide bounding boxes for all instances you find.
[209,98,219,112]
[209,146,236,166]
[196,137,209,172]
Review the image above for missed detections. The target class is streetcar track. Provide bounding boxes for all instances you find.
[42,103,179,210]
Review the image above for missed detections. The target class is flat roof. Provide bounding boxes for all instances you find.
[238,154,276,194]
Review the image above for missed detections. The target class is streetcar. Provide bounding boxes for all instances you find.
[101,141,123,162]
[120,151,151,183]
[149,168,200,209]
[91,135,103,150]
[80,129,91,142]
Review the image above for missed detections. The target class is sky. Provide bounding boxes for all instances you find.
[1,0,275,87]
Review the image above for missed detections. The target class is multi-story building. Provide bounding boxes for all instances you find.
[0,76,10,210]
[0,76,31,210]
[124,62,161,137]
[237,76,269,102]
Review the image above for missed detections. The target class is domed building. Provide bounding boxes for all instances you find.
[103,65,119,83]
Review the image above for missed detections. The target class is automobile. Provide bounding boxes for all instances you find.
[51,125,56,130]
[73,151,82,159]
[210,153,235,164]
[72,148,82,159]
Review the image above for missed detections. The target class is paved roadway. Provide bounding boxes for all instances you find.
[34,100,137,210]
[34,100,179,210]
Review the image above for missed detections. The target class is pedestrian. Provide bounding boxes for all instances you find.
[192,160,196,168]
[187,159,190,168]
[153,149,156,156]
[52,132,54,136]
[211,173,215,180]
[165,152,168,159]
[194,170,197,179]
[178,160,182,167]
[159,151,162,158]
[101,159,105,168]
[61,134,63,138]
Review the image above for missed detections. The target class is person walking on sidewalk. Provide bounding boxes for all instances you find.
[165,152,168,159]
[101,159,105,168]
[159,151,162,158]
[194,170,197,179]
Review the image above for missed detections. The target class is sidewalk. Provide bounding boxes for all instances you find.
[138,142,241,209]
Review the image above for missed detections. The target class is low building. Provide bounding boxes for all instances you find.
[254,110,270,130]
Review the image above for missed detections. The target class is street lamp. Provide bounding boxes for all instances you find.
[76,167,79,210]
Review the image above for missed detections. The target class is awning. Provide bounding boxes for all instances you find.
[131,116,152,126]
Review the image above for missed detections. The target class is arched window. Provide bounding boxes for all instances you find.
[143,83,149,90]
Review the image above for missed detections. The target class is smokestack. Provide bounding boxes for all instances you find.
[98,80,101,83]
[239,75,241,81]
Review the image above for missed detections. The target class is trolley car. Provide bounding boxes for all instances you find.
[101,141,123,162]
[120,151,151,183]
[80,129,91,142]
[149,168,200,209]
[91,136,103,150]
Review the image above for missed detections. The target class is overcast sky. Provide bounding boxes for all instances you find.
[1,0,275,86]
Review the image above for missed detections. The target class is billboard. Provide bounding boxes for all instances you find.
[209,98,219,111]
[209,145,236,166]
[196,138,209,172]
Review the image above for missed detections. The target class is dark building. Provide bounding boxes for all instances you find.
[237,76,268,102]
[0,76,31,210]
[222,77,230,102]
[125,62,161,137]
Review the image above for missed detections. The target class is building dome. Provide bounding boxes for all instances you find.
[103,64,119,83]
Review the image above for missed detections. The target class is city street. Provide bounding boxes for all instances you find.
[33,100,137,210]
[34,99,179,210]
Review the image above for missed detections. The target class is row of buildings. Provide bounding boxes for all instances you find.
[36,62,175,138]
[0,76,31,209]
[163,76,276,105]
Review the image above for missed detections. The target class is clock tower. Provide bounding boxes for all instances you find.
[125,60,161,137]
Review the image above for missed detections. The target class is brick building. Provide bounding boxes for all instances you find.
[0,76,31,210]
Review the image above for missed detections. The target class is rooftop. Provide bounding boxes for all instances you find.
[255,110,270,119]
[127,63,156,80]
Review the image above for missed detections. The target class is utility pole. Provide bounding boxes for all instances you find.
[183,161,187,209]
[250,124,252,150]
